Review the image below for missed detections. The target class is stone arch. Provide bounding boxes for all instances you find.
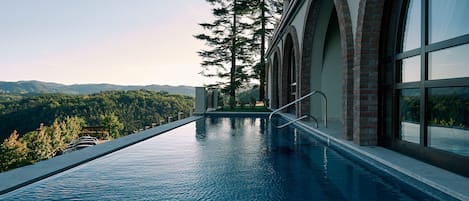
[321,9,344,124]
[281,26,301,114]
[300,0,347,129]
[301,0,354,138]
[299,0,320,117]
[271,47,281,109]
[333,0,355,140]
[353,0,386,145]
[264,60,270,107]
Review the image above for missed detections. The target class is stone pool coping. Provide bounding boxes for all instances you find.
[278,113,468,201]
[0,116,202,195]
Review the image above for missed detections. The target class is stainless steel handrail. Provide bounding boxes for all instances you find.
[268,90,327,128]
[276,115,309,129]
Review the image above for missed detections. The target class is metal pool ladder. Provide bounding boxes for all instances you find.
[268,90,327,129]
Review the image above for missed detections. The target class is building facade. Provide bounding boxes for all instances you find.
[266,0,469,176]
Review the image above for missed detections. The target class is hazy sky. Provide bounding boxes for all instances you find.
[0,0,215,86]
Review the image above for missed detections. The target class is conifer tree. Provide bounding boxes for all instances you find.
[248,0,283,101]
[23,124,54,162]
[0,130,29,172]
[195,0,254,108]
[49,120,64,155]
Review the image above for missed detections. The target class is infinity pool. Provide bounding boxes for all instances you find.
[1,117,437,200]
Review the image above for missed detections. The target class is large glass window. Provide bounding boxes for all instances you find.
[429,43,469,80]
[290,48,296,93]
[428,87,469,156]
[429,0,469,43]
[399,89,420,143]
[402,0,421,51]
[289,48,296,102]
[401,56,420,82]
[395,0,469,157]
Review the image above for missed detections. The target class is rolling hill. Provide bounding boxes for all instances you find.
[0,81,195,97]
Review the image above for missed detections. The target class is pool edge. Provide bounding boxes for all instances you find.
[0,116,202,195]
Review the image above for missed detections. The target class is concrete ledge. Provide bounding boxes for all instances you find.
[278,113,468,201]
[0,116,202,195]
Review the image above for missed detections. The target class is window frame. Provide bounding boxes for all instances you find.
[394,0,469,146]
[381,0,469,177]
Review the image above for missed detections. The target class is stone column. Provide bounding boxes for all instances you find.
[194,87,207,115]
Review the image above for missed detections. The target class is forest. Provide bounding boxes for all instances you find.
[0,89,194,140]
[0,90,194,172]
[401,89,469,129]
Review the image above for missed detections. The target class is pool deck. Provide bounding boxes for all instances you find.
[0,116,202,195]
[278,113,468,201]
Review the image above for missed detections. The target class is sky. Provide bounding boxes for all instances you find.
[0,0,216,86]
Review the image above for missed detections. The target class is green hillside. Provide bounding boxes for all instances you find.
[0,90,194,141]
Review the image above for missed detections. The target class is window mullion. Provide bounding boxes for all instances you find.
[419,0,428,146]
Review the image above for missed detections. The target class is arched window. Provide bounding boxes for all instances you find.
[289,47,297,104]
[394,0,469,157]
[282,30,298,114]
[272,53,280,108]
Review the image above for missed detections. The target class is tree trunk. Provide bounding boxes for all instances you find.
[230,0,237,109]
[259,0,266,101]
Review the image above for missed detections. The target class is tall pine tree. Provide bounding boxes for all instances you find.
[248,0,283,101]
[195,0,254,108]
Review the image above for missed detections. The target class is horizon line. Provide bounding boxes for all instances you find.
[0,80,201,87]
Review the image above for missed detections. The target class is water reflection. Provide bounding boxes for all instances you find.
[208,116,219,125]
[195,118,206,140]
[259,118,266,134]
[323,147,328,179]
[401,56,420,83]
[230,117,236,130]
[2,117,437,201]
[399,89,421,144]
[429,0,469,43]
[428,87,469,156]
[429,43,469,80]
[402,0,421,51]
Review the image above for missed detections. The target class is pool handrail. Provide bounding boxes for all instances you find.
[268,90,327,128]
[276,115,310,129]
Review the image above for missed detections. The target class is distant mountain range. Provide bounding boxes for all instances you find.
[0,81,195,97]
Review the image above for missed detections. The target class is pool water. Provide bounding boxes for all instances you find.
[1,117,436,200]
